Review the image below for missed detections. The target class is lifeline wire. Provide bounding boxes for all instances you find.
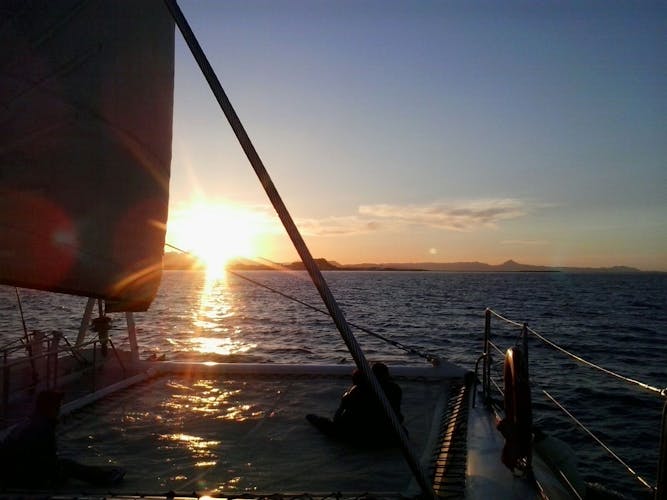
[488,311,659,492]
[543,389,655,492]
[487,309,665,398]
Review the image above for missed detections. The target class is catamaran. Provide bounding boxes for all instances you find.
[1,1,665,498]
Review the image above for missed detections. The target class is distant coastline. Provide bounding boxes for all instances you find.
[163,253,654,273]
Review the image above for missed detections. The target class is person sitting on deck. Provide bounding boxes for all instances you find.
[331,368,368,430]
[371,361,404,425]
[0,390,125,488]
[306,362,406,446]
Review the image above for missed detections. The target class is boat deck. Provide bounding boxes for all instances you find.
[1,354,472,498]
[0,348,144,427]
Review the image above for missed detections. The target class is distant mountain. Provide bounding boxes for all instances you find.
[279,258,341,271]
[339,259,643,273]
[163,253,645,273]
[163,255,344,271]
[163,252,203,270]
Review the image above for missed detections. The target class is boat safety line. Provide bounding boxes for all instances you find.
[528,326,665,398]
[487,309,524,328]
[0,336,26,352]
[487,339,506,358]
[487,309,666,398]
[542,389,655,493]
[556,468,584,500]
[489,376,504,399]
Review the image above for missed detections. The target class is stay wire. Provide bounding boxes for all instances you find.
[14,288,38,382]
[161,3,433,491]
[164,244,436,363]
[255,256,439,363]
[233,269,437,363]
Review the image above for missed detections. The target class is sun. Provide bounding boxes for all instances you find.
[167,201,265,277]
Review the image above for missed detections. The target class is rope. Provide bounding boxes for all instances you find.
[0,337,30,353]
[542,389,655,493]
[487,309,524,328]
[487,309,666,399]
[529,326,665,398]
[59,334,89,365]
[14,288,38,383]
[487,339,506,358]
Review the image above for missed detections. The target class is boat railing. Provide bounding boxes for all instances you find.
[478,308,666,500]
[0,330,127,424]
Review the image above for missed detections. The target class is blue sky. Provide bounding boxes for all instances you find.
[166,0,666,270]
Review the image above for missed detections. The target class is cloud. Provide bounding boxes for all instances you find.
[501,239,548,246]
[358,199,526,231]
[296,216,383,236]
[294,198,527,236]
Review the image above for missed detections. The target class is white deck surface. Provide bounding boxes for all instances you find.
[465,386,576,500]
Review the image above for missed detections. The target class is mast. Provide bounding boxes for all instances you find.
[162,1,435,497]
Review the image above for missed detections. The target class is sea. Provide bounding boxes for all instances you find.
[1,270,665,498]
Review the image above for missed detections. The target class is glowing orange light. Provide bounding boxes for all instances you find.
[167,201,267,279]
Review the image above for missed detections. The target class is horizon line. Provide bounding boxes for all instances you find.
[163,253,665,273]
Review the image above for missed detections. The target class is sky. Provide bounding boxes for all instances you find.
[165,0,666,271]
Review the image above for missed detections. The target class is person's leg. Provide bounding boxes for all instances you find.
[306,414,339,437]
[59,458,125,486]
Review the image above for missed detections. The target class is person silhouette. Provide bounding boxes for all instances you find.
[0,390,63,487]
[306,363,405,446]
[0,390,125,488]
[371,362,404,424]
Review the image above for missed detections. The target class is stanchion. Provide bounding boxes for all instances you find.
[657,399,666,499]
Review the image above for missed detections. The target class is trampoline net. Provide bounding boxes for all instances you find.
[53,373,456,496]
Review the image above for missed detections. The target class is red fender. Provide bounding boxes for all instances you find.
[497,346,533,472]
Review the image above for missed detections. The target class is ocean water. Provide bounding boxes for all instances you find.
[1,270,665,497]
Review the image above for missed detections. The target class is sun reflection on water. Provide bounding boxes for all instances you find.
[163,379,262,422]
[190,335,255,356]
[153,270,270,492]
[187,272,257,357]
[158,432,221,468]
[155,378,266,479]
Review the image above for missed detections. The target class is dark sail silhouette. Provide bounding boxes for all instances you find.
[0,0,175,311]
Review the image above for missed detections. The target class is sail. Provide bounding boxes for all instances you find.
[0,0,175,311]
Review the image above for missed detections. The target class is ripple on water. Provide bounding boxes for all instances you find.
[1,270,665,497]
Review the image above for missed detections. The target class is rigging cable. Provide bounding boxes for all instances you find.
[164,244,437,363]
[14,288,38,383]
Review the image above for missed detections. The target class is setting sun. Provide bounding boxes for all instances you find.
[167,201,267,277]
